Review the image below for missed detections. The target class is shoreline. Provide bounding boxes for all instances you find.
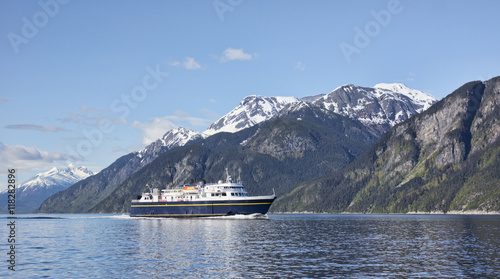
[271,210,500,215]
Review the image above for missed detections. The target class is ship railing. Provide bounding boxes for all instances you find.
[162,189,183,193]
[204,182,244,187]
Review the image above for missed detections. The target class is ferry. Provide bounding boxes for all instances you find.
[130,170,276,217]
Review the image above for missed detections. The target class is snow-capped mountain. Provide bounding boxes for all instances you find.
[19,164,94,191]
[373,83,436,110]
[203,84,435,138]
[313,83,437,136]
[0,164,94,213]
[204,95,298,136]
[136,127,204,159]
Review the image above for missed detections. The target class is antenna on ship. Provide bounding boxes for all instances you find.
[225,167,232,183]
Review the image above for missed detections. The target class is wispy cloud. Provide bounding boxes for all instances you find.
[168,57,202,70]
[294,62,306,71]
[132,110,213,145]
[79,105,107,113]
[5,124,67,132]
[220,48,256,62]
[132,118,178,145]
[406,72,416,81]
[0,98,8,103]
[167,61,180,67]
[58,106,125,126]
[395,72,417,83]
[0,142,73,176]
[165,110,213,128]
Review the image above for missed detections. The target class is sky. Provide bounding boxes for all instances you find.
[1,0,499,186]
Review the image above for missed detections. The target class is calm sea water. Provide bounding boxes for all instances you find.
[1,214,499,278]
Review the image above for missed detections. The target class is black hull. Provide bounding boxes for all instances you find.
[130,197,275,217]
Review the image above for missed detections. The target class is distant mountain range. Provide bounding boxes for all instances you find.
[0,165,93,213]
[37,82,440,213]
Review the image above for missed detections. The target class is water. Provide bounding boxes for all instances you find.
[1,214,499,278]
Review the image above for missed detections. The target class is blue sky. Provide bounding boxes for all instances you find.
[1,0,499,185]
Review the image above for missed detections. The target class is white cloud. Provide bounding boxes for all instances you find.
[183,57,202,70]
[133,111,214,144]
[168,61,180,67]
[220,48,255,62]
[132,118,178,145]
[0,98,8,103]
[165,110,213,128]
[168,57,202,70]
[294,62,306,71]
[0,142,71,176]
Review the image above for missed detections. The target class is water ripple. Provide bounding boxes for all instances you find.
[1,214,499,278]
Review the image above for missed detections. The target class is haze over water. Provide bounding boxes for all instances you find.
[2,214,499,278]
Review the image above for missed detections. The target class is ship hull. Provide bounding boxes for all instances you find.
[130,197,275,217]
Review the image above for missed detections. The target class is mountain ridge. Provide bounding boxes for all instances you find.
[313,83,436,137]
[271,77,500,214]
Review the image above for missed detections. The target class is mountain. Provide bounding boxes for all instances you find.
[313,83,436,136]
[204,84,435,137]
[203,95,298,136]
[0,165,94,213]
[136,127,204,159]
[88,104,378,213]
[37,127,203,213]
[37,82,436,213]
[272,77,500,214]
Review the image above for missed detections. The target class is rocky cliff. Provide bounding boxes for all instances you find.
[273,77,500,213]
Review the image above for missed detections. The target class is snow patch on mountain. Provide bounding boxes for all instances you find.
[374,83,436,112]
[313,83,437,136]
[136,127,204,158]
[203,95,298,136]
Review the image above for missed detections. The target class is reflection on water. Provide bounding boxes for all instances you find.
[2,214,499,278]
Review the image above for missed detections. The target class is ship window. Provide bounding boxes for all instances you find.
[231,193,234,196]
[222,193,226,196]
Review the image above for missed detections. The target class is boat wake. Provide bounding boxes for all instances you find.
[204,213,268,220]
